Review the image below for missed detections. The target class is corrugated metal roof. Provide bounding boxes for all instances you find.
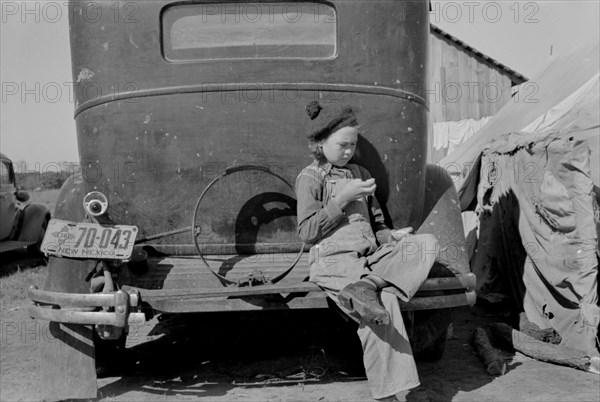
[431,24,529,85]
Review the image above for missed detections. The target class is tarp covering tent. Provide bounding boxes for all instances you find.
[440,40,599,355]
[442,40,599,207]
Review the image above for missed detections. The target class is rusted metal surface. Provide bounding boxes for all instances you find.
[119,252,311,289]
[420,273,475,292]
[117,253,474,313]
[404,292,476,310]
[123,282,323,300]
[141,289,475,313]
[123,274,475,301]
[121,252,474,285]
[148,293,330,313]
[137,243,310,255]
[70,0,430,242]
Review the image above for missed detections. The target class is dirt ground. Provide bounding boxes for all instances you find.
[1,251,598,402]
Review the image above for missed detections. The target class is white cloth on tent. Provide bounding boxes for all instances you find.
[433,117,491,154]
[433,121,449,150]
[439,39,600,206]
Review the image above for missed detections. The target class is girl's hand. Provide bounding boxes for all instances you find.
[334,178,376,209]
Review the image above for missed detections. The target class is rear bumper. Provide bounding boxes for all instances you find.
[28,287,145,326]
[124,272,476,314]
[28,273,476,324]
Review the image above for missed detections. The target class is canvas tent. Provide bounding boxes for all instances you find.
[440,39,599,355]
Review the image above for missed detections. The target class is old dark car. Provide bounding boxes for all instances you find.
[29,1,475,399]
[0,153,50,254]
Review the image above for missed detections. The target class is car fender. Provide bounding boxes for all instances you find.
[43,173,95,294]
[16,203,51,243]
[52,173,86,222]
[416,164,471,277]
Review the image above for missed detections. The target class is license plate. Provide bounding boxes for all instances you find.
[41,219,138,260]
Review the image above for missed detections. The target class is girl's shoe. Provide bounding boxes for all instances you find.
[338,281,390,325]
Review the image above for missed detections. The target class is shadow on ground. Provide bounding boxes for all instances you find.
[96,303,523,401]
[406,305,518,401]
[98,309,368,400]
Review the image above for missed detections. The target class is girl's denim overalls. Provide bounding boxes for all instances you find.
[302,164,429,398]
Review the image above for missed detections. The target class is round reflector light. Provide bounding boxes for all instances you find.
[83,191,109,217]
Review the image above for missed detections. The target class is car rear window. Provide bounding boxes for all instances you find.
[162,2,337,61]
[1,162,13,186]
